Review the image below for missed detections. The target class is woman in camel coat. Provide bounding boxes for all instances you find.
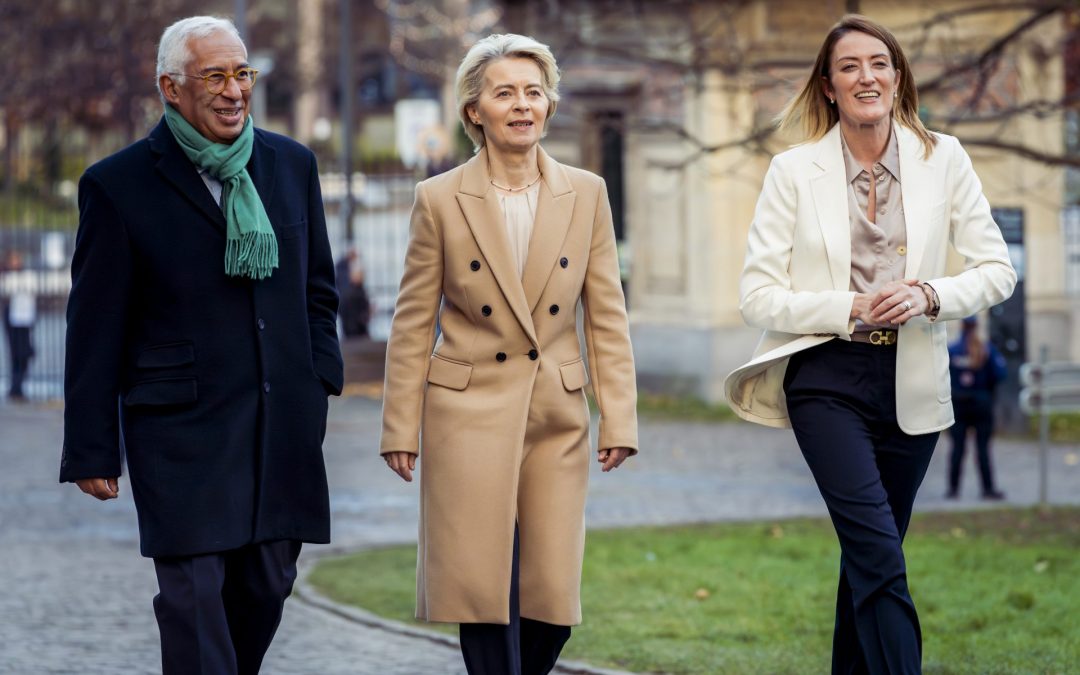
[380,33,638,675]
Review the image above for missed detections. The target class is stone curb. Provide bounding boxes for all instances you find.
[293,545,634,675]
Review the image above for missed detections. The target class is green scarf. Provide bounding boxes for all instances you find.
[164,105,278,280]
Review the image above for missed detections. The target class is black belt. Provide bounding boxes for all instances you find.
[849,329,897,346]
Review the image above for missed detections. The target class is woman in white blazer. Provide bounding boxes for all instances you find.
[725,15,1015,674]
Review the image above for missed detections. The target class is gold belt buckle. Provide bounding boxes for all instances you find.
[869,330,896,346]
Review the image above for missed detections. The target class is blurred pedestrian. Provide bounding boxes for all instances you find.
[60,16,341,675]
[947,316,1007,500]
[2,249,36,401]
[336,247,371,337]
[381,33,638,675]
[725,14,1016,674]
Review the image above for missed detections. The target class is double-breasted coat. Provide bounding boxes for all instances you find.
[60,118,343,558]
[380,147,638,626]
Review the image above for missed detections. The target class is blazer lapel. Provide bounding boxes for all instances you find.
[148,117,227,233]
[808,124,851,291]
[895,123,934,279]
[455,149,537,344]
[522,147,576,313]
[248,129,277,215]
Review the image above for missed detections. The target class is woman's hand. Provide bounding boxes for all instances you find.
[869,279,928,325]
[598,447,631,472]
[849,293,875,324]
[384,451,417,482]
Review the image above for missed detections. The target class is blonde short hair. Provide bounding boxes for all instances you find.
[777,14,936,159]
[455,34,561,150]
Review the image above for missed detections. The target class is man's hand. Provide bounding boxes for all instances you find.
[384,451,417,482]
[76,478,119,500]
[598,447,632,472]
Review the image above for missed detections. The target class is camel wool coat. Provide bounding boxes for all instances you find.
[380,147,638,626]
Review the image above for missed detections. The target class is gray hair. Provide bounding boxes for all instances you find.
[455,34,561,150]
[156,16,244,101]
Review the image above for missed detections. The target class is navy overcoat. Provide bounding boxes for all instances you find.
[60,118,343,558]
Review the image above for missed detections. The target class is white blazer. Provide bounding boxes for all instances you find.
[725,123,1016,435]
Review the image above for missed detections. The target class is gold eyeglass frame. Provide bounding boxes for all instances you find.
[169,68,259,95]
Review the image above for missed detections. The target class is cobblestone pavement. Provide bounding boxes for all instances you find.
[3,396,1078,674]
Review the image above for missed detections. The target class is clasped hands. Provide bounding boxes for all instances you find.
[850,279,929,326]
[384,447,632,482]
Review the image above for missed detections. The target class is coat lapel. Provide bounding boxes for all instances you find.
[808,124,851,291]
[148,117,227,233]
[455,149,537,344]
[895,124,934,279]
[248,129,277,215]
[522,148,576,313]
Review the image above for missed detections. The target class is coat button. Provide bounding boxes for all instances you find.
[560,257,568,268]
[263,381,271,393]
[496,352,507,362]
[481,305,492,317]
[257,318,266,330]
[470,260,481,271]
[549,304,559,315]
[528,349,538,360]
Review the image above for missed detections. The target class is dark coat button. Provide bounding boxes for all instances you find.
[528,349,538,360]
[470,260,481,271]
[263,381,271,393]
[481,305,492,317]
[549,304,560,315]
[496,352,507,362]
[560,257,569,268]
[257,318,266,330]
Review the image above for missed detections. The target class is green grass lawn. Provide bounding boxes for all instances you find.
[309,508,1080,674]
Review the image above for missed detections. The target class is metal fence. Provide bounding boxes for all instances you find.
[0,168,418,403]
[0,196,77,402]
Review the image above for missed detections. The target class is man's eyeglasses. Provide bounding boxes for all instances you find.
[170,68,259,95]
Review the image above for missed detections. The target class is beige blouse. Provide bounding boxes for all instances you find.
[495,182,541,278]
[841,130,907,331]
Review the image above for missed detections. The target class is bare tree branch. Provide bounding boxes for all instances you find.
[918,4,1063,94]
[960,137,1080,167]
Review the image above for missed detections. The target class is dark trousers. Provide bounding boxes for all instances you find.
[948,398,997,494]
[153,539,302,675]
[5,325,32,398]
[459,527,572,675]
[784,340,939,675]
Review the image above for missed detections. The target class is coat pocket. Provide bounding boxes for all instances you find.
[559,358,590,392]
[278,220,306,240]
[123,377,198,407]
[427,354,473,390]
[136,341,195,369]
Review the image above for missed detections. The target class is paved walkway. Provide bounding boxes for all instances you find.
[2,396,1077,674]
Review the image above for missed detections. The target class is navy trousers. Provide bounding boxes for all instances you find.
[153,540,302,675]
[948,397,998,495]
[784,340,939,675]
[459,527,572,675]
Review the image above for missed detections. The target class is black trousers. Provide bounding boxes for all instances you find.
[948,398,997,495]
[5,324,32,398]
[459,527,572,675]
[784,340,939,675]
[153,539,302,675]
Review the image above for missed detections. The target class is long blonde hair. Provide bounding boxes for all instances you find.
[777,14,937,159]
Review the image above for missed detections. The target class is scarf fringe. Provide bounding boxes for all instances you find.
[225,231,279,280]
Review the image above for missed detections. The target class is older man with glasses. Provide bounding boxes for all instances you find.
[60,16,342,674]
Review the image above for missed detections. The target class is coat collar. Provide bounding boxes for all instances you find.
[147,115,277,235]
[455,146,576,344]
[809,122,934,288]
